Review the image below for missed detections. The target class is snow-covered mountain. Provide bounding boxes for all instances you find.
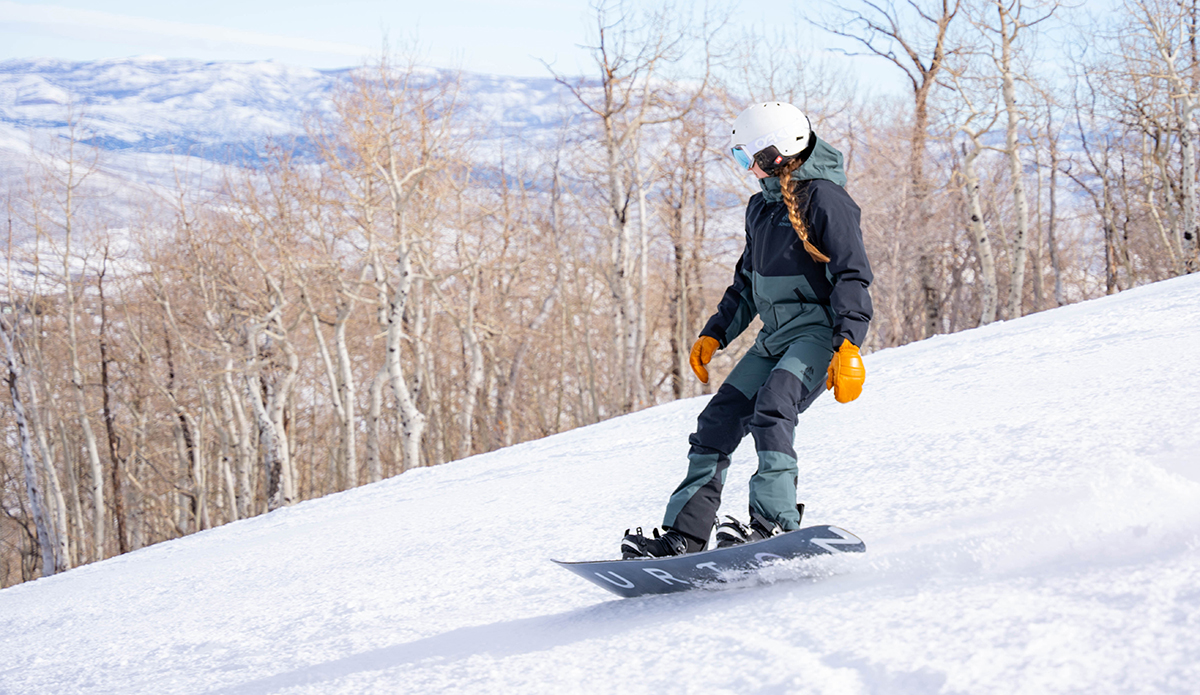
[0,58,344,153]
[0,57,570,154]
[2,272,1198,693]
[0,57,575,216]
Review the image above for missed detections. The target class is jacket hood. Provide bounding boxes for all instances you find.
[758,136,848,202]
[794,136,847,187]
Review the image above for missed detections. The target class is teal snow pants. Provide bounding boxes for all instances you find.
[662,338,831,546]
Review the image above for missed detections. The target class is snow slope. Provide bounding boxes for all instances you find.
[2,275,1200,694]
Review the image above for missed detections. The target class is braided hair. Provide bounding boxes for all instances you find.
[777,157,830,263]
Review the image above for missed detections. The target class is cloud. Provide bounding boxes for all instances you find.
[0,1,372,58]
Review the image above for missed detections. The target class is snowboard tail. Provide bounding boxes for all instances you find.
[553,524,864,598]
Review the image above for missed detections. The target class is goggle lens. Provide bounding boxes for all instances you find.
[731,146,752,170]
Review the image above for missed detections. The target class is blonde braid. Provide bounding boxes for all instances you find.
[779,158,830,263]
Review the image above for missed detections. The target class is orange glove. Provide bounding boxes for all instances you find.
[689,336,720,384]
[826,341,865,403]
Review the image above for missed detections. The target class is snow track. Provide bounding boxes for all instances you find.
[2,275,1199,694]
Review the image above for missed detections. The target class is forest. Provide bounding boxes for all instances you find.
[2,0,1196,586]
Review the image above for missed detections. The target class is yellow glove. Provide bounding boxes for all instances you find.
[826,341,865,403]
[689,336,720,384]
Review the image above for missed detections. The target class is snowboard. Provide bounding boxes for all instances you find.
[553,524,864,598]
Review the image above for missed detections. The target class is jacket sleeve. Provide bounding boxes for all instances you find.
[809,183,873,349]
[700,228,758,348]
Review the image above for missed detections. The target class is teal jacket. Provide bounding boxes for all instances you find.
[700,137,873,387]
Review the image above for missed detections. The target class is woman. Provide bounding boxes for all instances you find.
[622,102,873,558]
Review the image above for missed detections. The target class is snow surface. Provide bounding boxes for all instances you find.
[2,275,1200,694]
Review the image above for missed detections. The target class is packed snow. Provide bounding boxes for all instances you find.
[2,274,1199,694]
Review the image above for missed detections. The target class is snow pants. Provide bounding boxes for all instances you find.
[662,338,831,546]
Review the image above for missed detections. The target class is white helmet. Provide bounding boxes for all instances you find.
[729,102,813,173]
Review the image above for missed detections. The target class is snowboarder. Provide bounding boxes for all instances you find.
[623,102,874,559]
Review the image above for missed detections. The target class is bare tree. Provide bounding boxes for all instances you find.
[1067,70,1125,294]
[29,117,109,560]
[947,62,1003,323]
[818,0,964,338]
[1124,0,1200,271]
[1026,91,1069,308]
[95,246,129,552]
[548,0,716,410]
[1,313,61,576]
[977,0,1060,318]
[321,54,462,471]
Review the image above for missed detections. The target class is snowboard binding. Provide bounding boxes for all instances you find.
[715,504,804,548]
[621,527,692,559]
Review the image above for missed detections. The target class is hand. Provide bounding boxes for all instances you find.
[689,336,720,384]
[826,341,865,403]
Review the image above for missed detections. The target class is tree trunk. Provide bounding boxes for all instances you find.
[366,364,387,481]
[96,272,129,553]
[63,241,106,561]
[245,313,297,510]
[633,145,650,410]
[457,271,485,461]
[1048,114,1065,306]
[334,311,357,486]
[385,247,426,471]
[26,364,70,570]
[2,320,60,576]
[913,81,940,339]
[962,141,999,324]
[1000,9,1031,319]
[604,111,633,413]
[1179,111,1199,271]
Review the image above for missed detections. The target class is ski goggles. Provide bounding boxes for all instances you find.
[730,144,787,172]
[731,144,755,170]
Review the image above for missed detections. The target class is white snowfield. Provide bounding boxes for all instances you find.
[3,276,1200,695]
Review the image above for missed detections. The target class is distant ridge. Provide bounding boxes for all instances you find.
[0,57,573,160]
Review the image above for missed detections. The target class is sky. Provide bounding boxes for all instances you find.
[0,0,935,100]
[0,0,1123,104]
[0,0,782,76]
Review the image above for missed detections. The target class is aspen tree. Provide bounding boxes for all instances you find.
[948,69,1002,324]
[322,55,461,470]
[819,0,964,338]
[35,116,108,560]
[1067,72,1124,294]
[493,148,565,448]
[548,1,714,412]
[976,0,1058,318]
[95,247,129,552]
[1,314,59,576]
[1124,0,1200,271]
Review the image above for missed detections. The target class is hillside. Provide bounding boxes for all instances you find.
[0,57,567,152]
[1,274,1199,694]
[0,57,572,218]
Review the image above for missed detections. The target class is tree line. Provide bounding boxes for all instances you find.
[2,0,1195,585]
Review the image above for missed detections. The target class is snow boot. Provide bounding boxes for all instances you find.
[621,527,703,559]
[715,504,804,548]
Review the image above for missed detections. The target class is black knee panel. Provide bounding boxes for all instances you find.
[749,369,816,456]
[688,383,756,455]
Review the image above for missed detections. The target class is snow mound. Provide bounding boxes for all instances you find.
[2,275,1199,694]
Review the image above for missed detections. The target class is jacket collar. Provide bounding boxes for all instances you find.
[758,176,783,203]
[757,136,849,203]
